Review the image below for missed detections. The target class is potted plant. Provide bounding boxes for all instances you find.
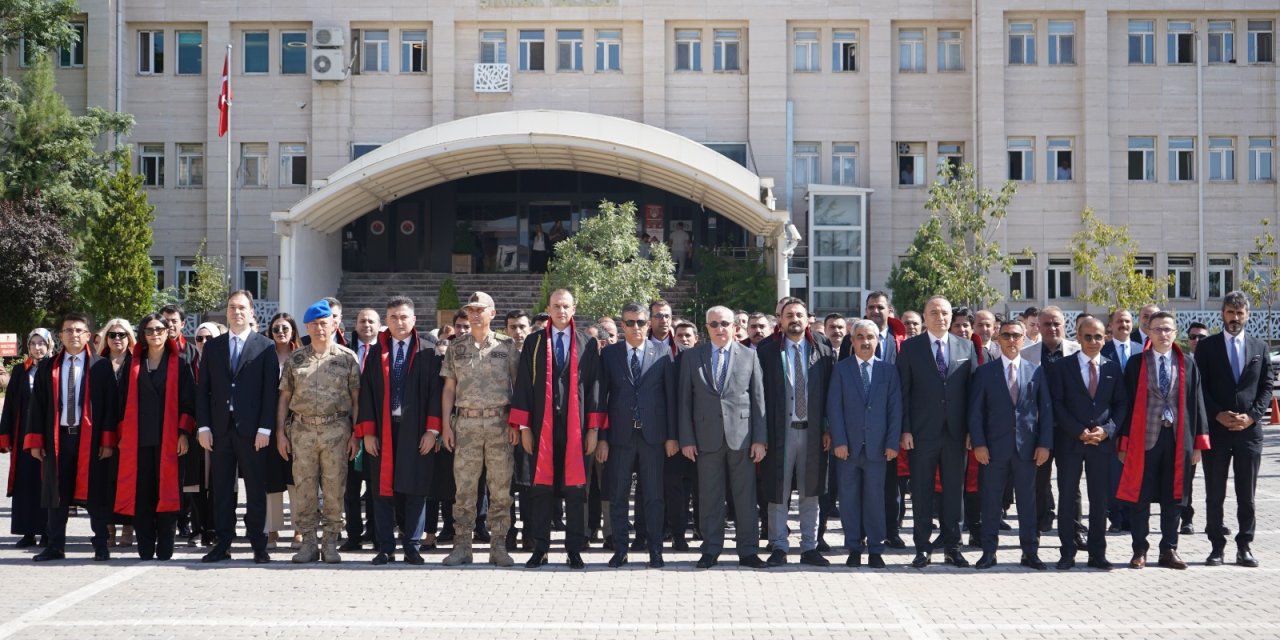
[437,277,461,331]
[452,221,476,274]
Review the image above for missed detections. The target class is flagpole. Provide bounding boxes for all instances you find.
[225,43,233,290]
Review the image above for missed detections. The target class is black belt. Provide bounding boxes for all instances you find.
[632,420,643,430]
[62,424,80,436]
[791,421,808,430]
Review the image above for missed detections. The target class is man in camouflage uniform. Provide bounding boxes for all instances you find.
[276,299,361,564]
[441,292,520,566]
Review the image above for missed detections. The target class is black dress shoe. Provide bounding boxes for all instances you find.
[567,552,585,569]
[201,546,232,563]
[738,555,769,569]
[967,534,981,548]
[94,548,110,562]
[525,550,549,568]
[943,550,969,568]
[371,552,390,566]
[1108,523,1123,533]
[403,548,425,565]
[33,548,65,562]
[868,553,885,569]
[437,531,455,544]
[608,552,628,568]
[474,529,491,543]
[671,538,690,552]
[1021,554,1047,570]
[648,552,664,569]
[1074,533,1087,550]
[885,534,907,549]
[694,554,718,569]
[1179,523,1193,535]
[845,552,862,568]
[419,542,437,552]
[1205,549,1225,566]
[15,534,36,548]
[910,552,931,568]
[975,552,997,569]
[800,550,830,567]
[816,539,831,552]
[339,539,362,552]
[253,550,271,564]
[1086,557,1113,571]
[1237,548,1260,568]
[1056,557,1076,571]
[766,549,787,566]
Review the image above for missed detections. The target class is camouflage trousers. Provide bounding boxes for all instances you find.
[452,415,514,539]
[288,418,349,540]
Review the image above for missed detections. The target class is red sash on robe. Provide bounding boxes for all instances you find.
[1116,343,1204,503]
[356,330,419,497]
[534,324,587,486]
[115,341,193,515]
[28,349,97,502]
[3,358,36,494]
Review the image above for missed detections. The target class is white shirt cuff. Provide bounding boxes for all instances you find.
[257,428,271,436]
[198,427,211,433]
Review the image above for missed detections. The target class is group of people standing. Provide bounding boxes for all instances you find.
[0,286,1267,573]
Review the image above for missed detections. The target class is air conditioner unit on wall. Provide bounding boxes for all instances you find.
[312,49,345,81]
[313,27,345,48]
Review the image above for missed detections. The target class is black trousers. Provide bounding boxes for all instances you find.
[343,457,376,541]
[908,435,966,553]
[527,420,587,553]
[210,421,269,552]
[1129,427,1182,554]
[1203,432,1262,550]
[608,439,665,553]
[664,454,698,540]
[48,436,109,553]
[132,444,179,560]
[1056,446,1112,559]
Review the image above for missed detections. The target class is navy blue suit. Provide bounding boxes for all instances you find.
[826,357,902,554]
[598,339,675,554]
[969,358,1054,555]
[1050,353,1128,560]
[197,331,278,552]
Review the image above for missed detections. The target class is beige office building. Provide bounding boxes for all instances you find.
[12,0,1278,316]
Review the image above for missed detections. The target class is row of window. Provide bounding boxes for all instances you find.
[136,142,308,189]
[1010,254,1241,302]
[1005,135,1275,184]
[1122,19,1274,65]
[483,28,625,73]
[153,258,269,301]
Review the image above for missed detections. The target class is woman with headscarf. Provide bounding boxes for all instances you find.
[98,318,137,548]
[0,329,53,547]
[264,312,302,549]
[113,313,195,560]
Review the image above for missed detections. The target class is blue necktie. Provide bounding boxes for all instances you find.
[230,336,241,371]
[555,331,566,366]
[715,347,729,392]
[1159,355,1170,396]
[630,348,641,386]
[934,339,947,379]
[1117,342,1128,368]
[860,360,871,400]
[1229,335,1242,382]
[392,341,406,412]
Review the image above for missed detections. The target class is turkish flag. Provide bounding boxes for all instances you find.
[217,54,232,137]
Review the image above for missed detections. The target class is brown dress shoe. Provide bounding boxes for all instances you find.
[1158,549,1188,570]
[1129,553,1146,569]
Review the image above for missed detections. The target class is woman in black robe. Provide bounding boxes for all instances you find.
[0,329,53,547]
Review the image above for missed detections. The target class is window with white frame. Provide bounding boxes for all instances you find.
[1010,256,1035,300]
[794,143,819,187]
[937,30,963,71]
[832,143,857,186]
[1169,136,1195,182]
[138,30,164,74]
[138,144,164,187]
[519,30,544,71]
[1129,20,1154,64]
[1048,20,1075,65]
[151,258,165,291]
[361,29,389,72]
[281,31,307,74]
[1208,20,1234,64]
[1047,137,1073,181]
[280,143,307,187]
[402,30,428,73]
[833,30,857,71]
[898,142,925,186]
[1128,136,1156,182]
[1008,22,1036,65]
[1208,255,1235,299]
[177,143,203,188]
[243,30,269,74]
[1167,255,1195,299]
[675,29,701,71]
[242,257,269,301]
[1248,20,1274,64]
[557,29,583,71]
[1134,255,1156,280]
[595,30,621,71]
[794,29,819,72]
[713,29,740,71]
[1007,137,1034,182]
[240,143,268,187]
[174,31,204,76]
[1167,21,1194,64]
[1047,257,1073,299]
[480,30,507,64]
[176,258,197,296]
[899,29,925,72]
[59,23,85,68]
[1209,137,1235,181]
[1250,137,1274,181]
[938,142,963,181]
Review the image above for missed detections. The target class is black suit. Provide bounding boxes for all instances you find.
[897,332,976,554]
[663,344,697,543]
[1195,331,1272,551]
[197,331,279,552]
[1050,353,1128,560]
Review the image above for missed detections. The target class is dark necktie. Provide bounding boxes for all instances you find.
[392,341,407,412]
[67,355,79,426]
[1088,360,1098,398]
[1117,342,1128,368]
[715,347,728,392]
[630,348,641,386]
[934,339,947,380]
[794,343,808,420]
[860,360,871,400]
[1159,355,1170,396]
[1229,335,1242,382]
[1007,362,1018,405]
[231,336,242,371]
[555,331,566,366]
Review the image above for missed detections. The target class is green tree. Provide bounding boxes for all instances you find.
[886,163,1020,313]
[546,200,676,318]
[0,196,76,333]
[0,56,133,229]
[1068,208,1168,313]
[1241,218,1280,340]
[684,247,776,323]
[181,240,229,315]
[78,169,156,323]
[0,0,79,55]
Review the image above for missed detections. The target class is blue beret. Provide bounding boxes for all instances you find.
[303,299,332,324]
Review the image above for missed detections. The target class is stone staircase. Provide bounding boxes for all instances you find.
[336,272,697,329]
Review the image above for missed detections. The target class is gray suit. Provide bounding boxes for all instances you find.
[678,341,766,557]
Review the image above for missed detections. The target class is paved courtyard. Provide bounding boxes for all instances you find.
[1,429,1278,640]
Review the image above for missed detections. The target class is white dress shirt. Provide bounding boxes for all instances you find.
[60,351,86,425]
